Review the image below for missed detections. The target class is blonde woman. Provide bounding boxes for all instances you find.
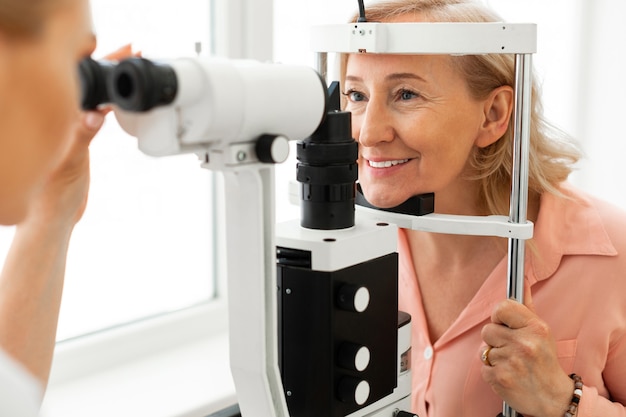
[344,1,626,416]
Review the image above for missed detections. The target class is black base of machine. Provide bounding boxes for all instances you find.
[277,250,399,417]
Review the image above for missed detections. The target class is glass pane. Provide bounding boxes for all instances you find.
[0,0,215,341]
[90,0,211,58]
[58,122,215,341]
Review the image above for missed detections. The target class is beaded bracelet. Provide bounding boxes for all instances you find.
[564,373,583,417]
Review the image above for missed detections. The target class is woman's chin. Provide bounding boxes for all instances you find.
[361,187,409,209]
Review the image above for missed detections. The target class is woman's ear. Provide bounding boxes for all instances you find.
[475,85,514,148]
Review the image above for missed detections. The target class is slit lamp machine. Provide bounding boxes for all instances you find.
[79,8,536,417]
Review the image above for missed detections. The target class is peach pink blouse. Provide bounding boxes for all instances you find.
[398,183,626,417]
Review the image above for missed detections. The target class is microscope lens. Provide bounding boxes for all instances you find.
[78,57,115,110]
[109,57,178,112]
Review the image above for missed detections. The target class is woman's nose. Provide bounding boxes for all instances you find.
[354,102,395,148]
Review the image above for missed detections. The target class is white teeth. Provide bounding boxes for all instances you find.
[368,159,409,168]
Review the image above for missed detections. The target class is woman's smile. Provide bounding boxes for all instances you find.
[360,156,416,183]
[367,158,410,168]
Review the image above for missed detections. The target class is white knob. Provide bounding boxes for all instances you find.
[354,380,370,405]
[337,285,370,313]
[338,344,371,372]
[337,377,370,406]
[255,134,290,164]
[353,287,370,312]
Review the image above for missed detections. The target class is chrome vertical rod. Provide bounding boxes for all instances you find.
[316,52,328,85]
[502,53,533,417]
[507,53,532,303]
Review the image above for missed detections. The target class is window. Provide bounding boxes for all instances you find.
[0,0,216,342]
[62,0,216,341]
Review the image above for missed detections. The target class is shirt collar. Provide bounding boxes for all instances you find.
[526,182,617,284]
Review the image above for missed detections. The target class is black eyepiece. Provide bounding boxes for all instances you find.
[108,57,178,112]
[78,57,115,110]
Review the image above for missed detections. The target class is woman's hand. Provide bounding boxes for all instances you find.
[25,109,108,231]
[23,44,136,231]
[480,285,574,417]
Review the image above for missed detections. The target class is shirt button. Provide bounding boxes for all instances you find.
[423,346,434,360]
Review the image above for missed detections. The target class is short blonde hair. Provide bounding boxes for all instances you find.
[345,0,581,216]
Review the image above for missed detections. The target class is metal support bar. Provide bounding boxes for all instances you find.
[507,53,533,306]
[502,53,533,417]
[311,23,537,54]
[222,166,289,417]
[316,52,328,84]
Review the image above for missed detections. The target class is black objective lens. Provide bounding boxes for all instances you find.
[108,57,178,112]
[297,81,358,230]
[78,57,115,110]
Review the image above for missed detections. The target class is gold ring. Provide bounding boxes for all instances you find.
[481,346,493,367]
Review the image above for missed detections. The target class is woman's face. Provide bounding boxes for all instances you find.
[0,0,96,224]
[345,50,497,212]
[344,12,512,213]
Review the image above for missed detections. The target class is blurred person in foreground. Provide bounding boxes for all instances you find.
[0,0,130,414]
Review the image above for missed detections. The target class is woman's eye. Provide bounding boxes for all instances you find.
[399,89,419,100]
[344,89,366,102]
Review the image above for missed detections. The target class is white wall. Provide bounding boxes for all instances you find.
[572,0,626,207]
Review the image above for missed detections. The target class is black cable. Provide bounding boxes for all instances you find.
[357,0,367,22]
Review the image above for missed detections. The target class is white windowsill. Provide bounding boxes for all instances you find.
[41,302,237,417]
